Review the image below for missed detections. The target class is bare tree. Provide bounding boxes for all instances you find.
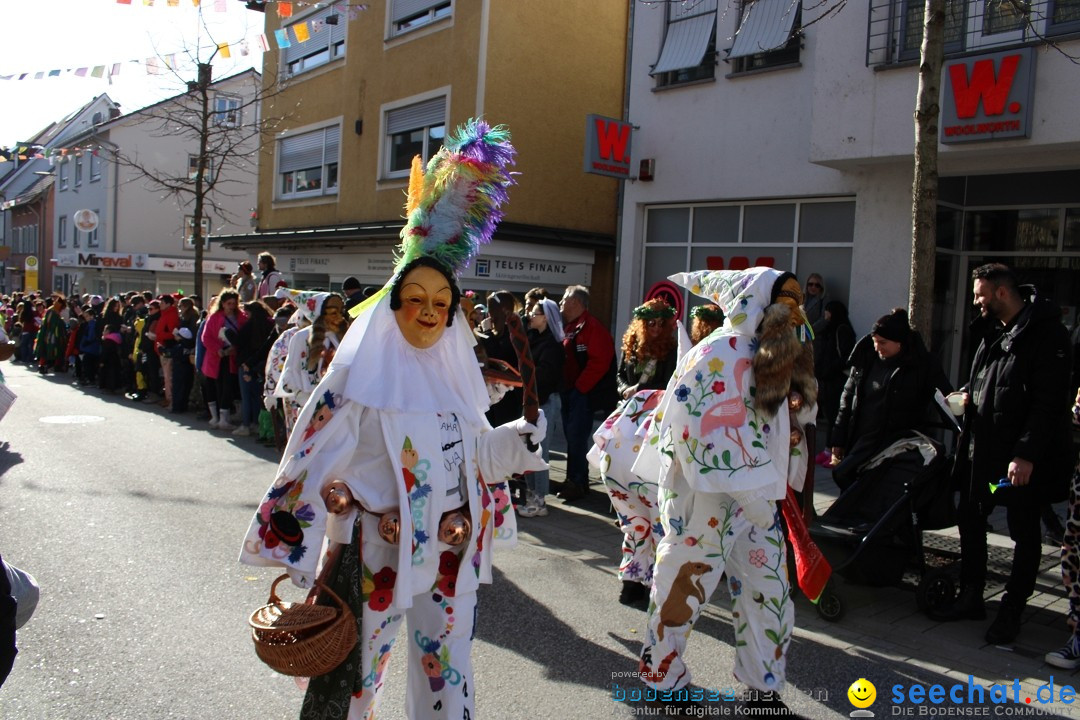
[909,0,946,342]
[102,39,289,294]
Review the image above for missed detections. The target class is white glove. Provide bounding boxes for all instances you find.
[263,394,276,411]
[479,424,548,480]
[731,488,777,530]
[506,409,547,448]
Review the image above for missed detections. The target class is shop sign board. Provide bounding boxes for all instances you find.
[584,114,632,179]
[941,47,1035,144]
[463,257,591,286]
[55,252,149,269]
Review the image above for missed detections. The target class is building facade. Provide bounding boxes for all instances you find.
[221,0,627,323]
[620,0,1080,383]
[52,70,261,300]
[0,94,119,294]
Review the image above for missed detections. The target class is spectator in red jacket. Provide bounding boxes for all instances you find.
[558,284,615,502]
[155,294,181,409]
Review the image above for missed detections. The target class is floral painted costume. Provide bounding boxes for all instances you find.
[240,293,543,720]
[634,267,816,696]
[588,389,666,588]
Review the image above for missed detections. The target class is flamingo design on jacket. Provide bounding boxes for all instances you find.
[699,357,755,464]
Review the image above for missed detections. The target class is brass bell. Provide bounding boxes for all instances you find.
[323,482,353,515]
[788,391,804,412]
[437,511,472,547]
[378,511,401,545]
[789,427,803,448]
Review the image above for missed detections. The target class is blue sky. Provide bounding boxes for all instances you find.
[0,0,265,147]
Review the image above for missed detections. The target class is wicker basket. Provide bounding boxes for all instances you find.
[249,573,357,677]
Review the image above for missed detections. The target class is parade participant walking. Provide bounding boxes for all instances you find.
[938,263,1072,644]
[240,121,545,720]
[274,293,349,427]
[634,267,817,713]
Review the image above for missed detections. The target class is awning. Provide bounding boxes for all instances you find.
[651,0,718,75]
[728,0,800,59]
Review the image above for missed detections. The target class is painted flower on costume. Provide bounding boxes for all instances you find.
[363,564,397,611]
[749,548,768,568]
[437,550,461,597]
[255,472,315,563]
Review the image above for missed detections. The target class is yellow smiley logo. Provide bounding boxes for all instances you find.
[848,678,876,709]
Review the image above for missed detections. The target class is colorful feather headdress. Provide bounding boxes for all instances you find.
[393,118,516,279]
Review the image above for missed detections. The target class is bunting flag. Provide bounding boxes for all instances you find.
[0,1,373,83]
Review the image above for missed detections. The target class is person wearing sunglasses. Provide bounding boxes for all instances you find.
[802,273,828,333]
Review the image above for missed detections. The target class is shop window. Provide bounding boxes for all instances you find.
[87,210,100,248]
[277,124,340,200]
[727,0,801,73]
[798,202,856,244]
[744,204,796,244]
[964,208,1059,252]
[1061,207,1080,250]
[390,0,452,38]
[282,1,346,77]
[188,154,214,181]
[213,95,242,127]
[645,207,690,244]
[652,0,717,87]
[185,216,211,249]
[899,0,966,60]
[1049,0,1080,33]
[692,206,741,244]
[384,96,445,178]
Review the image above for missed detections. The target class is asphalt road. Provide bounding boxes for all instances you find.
[1,361,1073,720]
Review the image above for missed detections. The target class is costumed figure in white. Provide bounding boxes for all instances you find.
[274,292,349,435]
[634,268,816,710]
[589,303,728,611]
[240,121,546,720]
[263,289,316,437]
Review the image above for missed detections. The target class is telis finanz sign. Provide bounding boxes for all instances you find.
[941,47,1035,144]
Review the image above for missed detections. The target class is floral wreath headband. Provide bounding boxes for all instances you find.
[690,305,725,323]
[632,304,676,321]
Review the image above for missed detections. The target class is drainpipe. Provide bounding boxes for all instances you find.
[611,0,635,330]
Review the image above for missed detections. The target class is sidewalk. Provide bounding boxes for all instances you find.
[528,422,1076,710]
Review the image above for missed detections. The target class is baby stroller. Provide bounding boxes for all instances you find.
[808,430,959,622]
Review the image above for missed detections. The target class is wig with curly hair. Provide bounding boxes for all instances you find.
[306,293,349,373]
[690,304,725,345]
[621,298,677,372]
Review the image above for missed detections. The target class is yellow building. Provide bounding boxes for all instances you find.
[221,0,627,323]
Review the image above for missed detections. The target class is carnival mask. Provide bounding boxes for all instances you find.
[394,265,452,349]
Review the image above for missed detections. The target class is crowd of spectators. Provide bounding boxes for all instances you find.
[1,285,309,450]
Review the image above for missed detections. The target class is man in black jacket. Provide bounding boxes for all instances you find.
[939,264,1073,644]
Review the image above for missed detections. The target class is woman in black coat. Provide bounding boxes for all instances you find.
[815,300,856,452]
[517,297,566,518]
[830,308,951,489]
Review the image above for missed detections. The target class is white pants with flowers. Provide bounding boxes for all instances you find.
[639,476,792,694]
[349,532,476,720]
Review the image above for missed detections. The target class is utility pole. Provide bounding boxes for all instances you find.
[190,61,212,297]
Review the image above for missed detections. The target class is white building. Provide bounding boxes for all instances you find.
[52,69,261,300]
[619,0,1080,381]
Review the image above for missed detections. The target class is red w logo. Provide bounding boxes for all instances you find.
[949,54,1021,119]
[594,118,630,163]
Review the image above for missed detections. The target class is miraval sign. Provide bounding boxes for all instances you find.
[56,252,149,269]
[941,48,1035,144]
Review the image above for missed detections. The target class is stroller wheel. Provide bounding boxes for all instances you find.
[816,585,845,622]
[917,569,958,616]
